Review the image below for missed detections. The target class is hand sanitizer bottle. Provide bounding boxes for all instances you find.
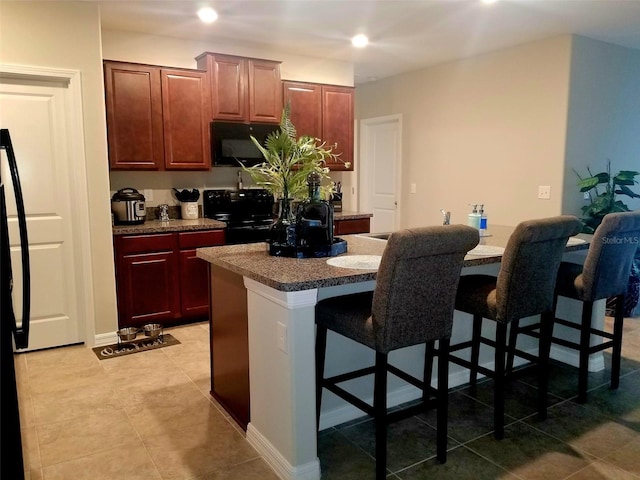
[468,204,481,229]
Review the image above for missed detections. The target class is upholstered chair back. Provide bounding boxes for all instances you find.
[579,211,640,301]
[495,216,582,323]
[371,225,479,353]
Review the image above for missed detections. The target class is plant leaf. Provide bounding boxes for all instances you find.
[615,185,640,198]
[577,177,600,192]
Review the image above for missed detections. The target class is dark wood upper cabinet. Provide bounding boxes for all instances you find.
[322,86,354,171]
[104,61,211,171]
[248,59,283,123]
[161,69,211,170]
[206,54,247,120]
[104,62,164,170]
[283,81,322,139]
[283,81,354,171]
[196,53,282,124]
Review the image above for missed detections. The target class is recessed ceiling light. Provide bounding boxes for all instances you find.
[197,7,218,24]
[351,34,369,48]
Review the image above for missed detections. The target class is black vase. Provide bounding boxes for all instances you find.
[269,197,297,256]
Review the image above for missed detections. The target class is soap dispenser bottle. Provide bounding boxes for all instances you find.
[468,204,481,229]
[479,204,488,236]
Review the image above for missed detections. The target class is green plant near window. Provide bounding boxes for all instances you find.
[240,103,337,201]
[576,161,640,234]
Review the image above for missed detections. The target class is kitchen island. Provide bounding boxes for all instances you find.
[197,226,593,480]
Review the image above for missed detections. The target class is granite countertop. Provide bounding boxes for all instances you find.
[196,225,592,292]
[112,218,227,235]
[334,211,373,220]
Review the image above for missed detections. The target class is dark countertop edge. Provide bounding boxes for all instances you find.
[113,218,227,235]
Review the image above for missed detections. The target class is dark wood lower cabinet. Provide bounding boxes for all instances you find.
[114,229,224,328]
[334,217,371,235]
[179,249,210,318]
[119,250,180,327]
[209,264,250,429]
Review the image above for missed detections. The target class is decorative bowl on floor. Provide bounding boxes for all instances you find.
[117,327,138,341]
[143,323,163,338]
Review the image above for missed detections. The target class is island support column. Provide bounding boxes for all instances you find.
[243,278,321,480]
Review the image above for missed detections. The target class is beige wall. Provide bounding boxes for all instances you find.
[0,2,117,336]
[564,36,640,216]
[355,36,574,228]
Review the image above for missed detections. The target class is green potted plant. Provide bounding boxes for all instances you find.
[240,104,338,251]
[576,161,640,316]
[576,161,640,234]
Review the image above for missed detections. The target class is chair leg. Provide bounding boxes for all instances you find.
[470,314,483,395]
[437,339,449,464]
[315,325,328,430]
[578,301,593,404]
[506,319,520,374]
[611,294,625,390]
[537,312,553,420]
[494,322,507,440]
[423,341,435,402]
[374,352,388,480]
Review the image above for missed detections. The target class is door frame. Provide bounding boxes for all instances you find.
[0,63,95,347]
[359,114,403,232]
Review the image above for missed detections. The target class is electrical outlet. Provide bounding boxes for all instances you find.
[277,321,288,353]
[538,185,551,200]
[583,192,590,200]
[410,183,417,194]
[143,189,154,202]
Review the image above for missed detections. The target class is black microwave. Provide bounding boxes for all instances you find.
[210,121,279,167]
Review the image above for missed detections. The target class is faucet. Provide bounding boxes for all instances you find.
[440,209,451,225]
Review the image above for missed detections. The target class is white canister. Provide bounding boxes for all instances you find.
[181,202,199,220]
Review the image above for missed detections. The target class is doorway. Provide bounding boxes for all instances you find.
[0,65,93,350]
[359,115,402,233]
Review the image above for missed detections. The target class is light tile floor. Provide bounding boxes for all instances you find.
[16,315,640,480]
[16,322,278,480]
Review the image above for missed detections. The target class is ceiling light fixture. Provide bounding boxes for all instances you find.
[197,7,218,24]
[351,34,369,48]
[481,0,499,4]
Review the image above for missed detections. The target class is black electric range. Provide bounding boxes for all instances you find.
[203,189,275,244]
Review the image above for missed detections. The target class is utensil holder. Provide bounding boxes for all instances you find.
[181,202,198,219]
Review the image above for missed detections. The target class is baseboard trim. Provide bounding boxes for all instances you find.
[246,423,321,480]
[93,331,118,347]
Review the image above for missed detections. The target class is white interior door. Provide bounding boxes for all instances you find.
[1,74,86,350]
[359,115,402,233]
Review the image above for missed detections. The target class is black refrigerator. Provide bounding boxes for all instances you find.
[0,128,31,480]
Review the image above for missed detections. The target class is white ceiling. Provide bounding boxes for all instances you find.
[98,0,640,83]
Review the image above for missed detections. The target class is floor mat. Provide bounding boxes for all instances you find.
[92,333,180,360]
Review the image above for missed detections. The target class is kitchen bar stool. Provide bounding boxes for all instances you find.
[448,216,581,439]
[315,225,479,480]
[509,211,640,403]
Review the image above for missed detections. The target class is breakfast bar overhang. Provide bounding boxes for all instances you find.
[197,227,594,480]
